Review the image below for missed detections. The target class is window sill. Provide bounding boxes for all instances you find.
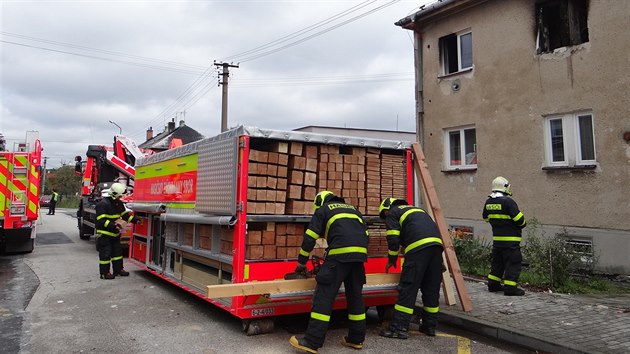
[438,67,473,79]
[542,165,597,171]
[442,167,477,173]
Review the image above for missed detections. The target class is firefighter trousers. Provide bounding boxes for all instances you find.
[97,234,124,275]
[391,245,443,332]
[489,245,522,290]
[304,260,366,349]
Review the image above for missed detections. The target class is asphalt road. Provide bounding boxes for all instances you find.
[1,209,531,354]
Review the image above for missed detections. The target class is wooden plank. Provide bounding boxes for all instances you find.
[421,183,456,306]
[206,273,401,298]
[412,143,472,312]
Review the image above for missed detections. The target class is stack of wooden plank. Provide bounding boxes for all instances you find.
[247,145,289,214]
[365,148,382,215]
[242,139,409,260]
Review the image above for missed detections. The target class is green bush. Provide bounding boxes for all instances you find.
[522,218,596,290]
[451,235,492,277]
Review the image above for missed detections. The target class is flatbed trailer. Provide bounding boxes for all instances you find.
[128,126,415,333]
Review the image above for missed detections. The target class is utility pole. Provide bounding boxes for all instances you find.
[214,62,239,132]
[41,156,48,193]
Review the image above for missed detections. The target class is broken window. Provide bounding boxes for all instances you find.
[439,31,473,75]
[536,0,589,53]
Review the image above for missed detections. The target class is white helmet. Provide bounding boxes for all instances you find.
[109,182,126,198]
[491,176,512,196]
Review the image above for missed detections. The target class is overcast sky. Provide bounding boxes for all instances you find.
[1,0,431,168]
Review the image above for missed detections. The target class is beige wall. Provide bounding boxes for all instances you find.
[412,0,630,271]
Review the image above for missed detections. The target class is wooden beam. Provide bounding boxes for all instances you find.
[207,273,401,298]
[411,143,473,312]
[421,181,457,306]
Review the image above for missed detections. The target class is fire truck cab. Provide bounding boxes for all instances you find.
[75,135,148,247]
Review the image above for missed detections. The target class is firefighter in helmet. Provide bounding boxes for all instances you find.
[289,191,369,353]
[483,176,527,296]
[96,182,134,279]
[378,197,444,338]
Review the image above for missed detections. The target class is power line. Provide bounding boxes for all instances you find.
[220,0,377,62]
[0,31,208,70]
[152,1,402,129]
[0,40,207,75]
[234,0,401,63]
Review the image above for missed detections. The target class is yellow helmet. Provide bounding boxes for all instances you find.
[379,197,398,219]
[491,176,512,195]
[313,191,335,211]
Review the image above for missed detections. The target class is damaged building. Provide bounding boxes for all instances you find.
[396,0,630,273]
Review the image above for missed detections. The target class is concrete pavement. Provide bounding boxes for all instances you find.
[426,277,630,354]
[10,209,630,353]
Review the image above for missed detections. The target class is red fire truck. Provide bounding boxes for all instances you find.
[75,135,149,246]
[0,132,43,253]
[128,126,414,334]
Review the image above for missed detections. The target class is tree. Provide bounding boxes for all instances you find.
[45,165,81,197]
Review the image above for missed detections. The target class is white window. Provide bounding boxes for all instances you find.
[439,31,473,75]
[444,126,477,170]
[543,112,596,167]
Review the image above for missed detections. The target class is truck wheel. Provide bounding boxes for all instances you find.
[242,318,274,336]
[79,223,92,240]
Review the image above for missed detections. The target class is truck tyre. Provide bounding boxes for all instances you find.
[79,223,92,240]
[242,318,275,336]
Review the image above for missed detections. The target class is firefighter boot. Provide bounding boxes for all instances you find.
[100,273,115,280]
[504,286,525,296]
[488,280,503,293]
[289,336,318,354]
[378,327,409,339]
[116,269,130,276]
[341,336,363,350]
[419,325,436,337]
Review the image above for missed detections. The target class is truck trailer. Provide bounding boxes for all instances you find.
[128,126,415,333]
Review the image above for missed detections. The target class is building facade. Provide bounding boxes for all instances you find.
[397,0,630,273]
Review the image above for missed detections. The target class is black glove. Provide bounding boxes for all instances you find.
[385,261,396,273]
[295,263,308,275]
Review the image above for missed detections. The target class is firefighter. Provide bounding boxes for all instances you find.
[47,189,59,215]
[483,176,527,296]
[96,182,134,279]
[378,198,444,338]
[289,191,369,354]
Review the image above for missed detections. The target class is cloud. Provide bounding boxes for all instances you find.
[1,0,429,168]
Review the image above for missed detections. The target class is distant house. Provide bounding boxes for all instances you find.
[396,0,630,273]
[139,119,205,153]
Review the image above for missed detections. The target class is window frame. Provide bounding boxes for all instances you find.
[443,126,477,171]
[543,112,596,168]
[439,30,473,76]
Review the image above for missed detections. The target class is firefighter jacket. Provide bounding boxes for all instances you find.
[482,193,526,247]
[385,204,443,264]
[298,199,369,264]
[96,196,134,237]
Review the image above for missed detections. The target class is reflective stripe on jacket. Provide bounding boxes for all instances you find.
[385,205,443,263]
[298,199,369,264]
[482,194,526,246]
[95,196,134,237]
